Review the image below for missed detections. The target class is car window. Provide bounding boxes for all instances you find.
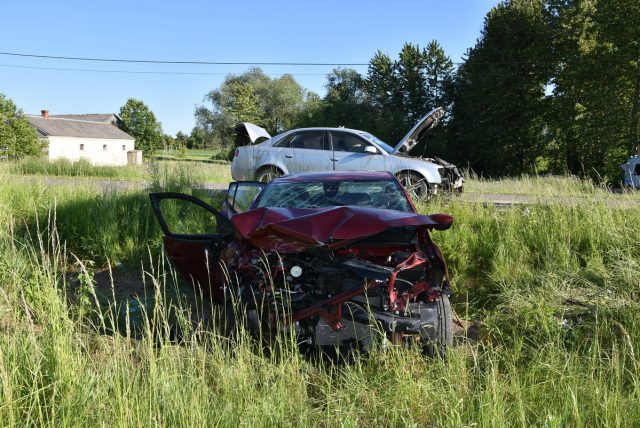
[157,197,220,235]
[255,179,413,212]
[635,163,640,175]
[226,182,264,213]
[273,133,293,148]
[274,131,327,150]
[290,131,326,150]
[359,132,394,153]
[330,131,373,153]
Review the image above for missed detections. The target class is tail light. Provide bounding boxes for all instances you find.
[234,148,239,158]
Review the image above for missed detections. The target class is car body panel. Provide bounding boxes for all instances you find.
[234,122,271,146]
[393,107,446,154]
[232,130,445,185]
[276,130,334,173]
[150,171,454,349]
[621,156,640,188]
[232,205,449,253]
[148,192,235,301]
[230,111,462,197]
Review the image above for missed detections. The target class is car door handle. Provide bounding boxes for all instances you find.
[330,158,340,161]
[285,154,293,159]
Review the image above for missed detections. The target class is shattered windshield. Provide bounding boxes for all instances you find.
[255,179,413,212]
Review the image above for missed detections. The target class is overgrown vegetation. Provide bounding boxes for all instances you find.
[1,170,640,425]
[0,93,43,158]
[0,157,232,183]
[118,98,164,156]
[187,0,639,182]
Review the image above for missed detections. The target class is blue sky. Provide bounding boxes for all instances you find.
[0,0,498,135]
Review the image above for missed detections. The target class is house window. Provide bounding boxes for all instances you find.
[80,144,84,151]
[122,145,126,151]
[103,144,108,151]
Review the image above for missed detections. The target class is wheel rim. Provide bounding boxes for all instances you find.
[258,169,280,183]
[399,174,426,200]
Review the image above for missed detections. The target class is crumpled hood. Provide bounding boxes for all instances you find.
[232,206,451,252]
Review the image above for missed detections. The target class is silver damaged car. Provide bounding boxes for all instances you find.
[231,108,464,200]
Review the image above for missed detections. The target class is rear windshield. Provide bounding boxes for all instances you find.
[254,179,413,213]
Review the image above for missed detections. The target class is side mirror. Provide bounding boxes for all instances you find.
[364,146,379,154]
[429,213,454,231]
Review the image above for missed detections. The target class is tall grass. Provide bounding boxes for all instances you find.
[465,172,640,198]
[0,157,232,183]
[0,175,639,425]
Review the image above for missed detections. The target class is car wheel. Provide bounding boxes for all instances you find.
[422,294,453,357]
[397,171,430,201]
[256,166,282,183]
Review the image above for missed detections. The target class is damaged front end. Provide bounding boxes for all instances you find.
[224,207,454,351]
[394,107,465,194]
[149,187,455,352]
[432,157,464,193]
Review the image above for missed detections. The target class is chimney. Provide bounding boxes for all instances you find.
[41,109,49,119]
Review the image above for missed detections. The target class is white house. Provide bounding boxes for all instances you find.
[25,110,137,166]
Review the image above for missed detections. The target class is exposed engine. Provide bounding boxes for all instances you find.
[221,226,450,349]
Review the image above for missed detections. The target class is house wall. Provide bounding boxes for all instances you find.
[47,136,135,166]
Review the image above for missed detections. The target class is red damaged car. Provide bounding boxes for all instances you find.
[150,171,454,352]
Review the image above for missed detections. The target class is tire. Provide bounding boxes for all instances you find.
[256,166,282,183]
[423,294,453,357]
[396,171,430,202]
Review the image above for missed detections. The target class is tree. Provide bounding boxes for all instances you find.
[0,93,42,158]
[195,68,311,147]
[548,0,640,179]
[447,0,554,175]
[396,43,429,123]
[118,98,163,155]
[312,68,372,130]
[188,127,208,150]
[365,51,405,143]
[175,131,189,149]
[297,43,457,148]
[423,41,455,114]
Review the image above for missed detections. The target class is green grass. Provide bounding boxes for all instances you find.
[154,148,232,162]
[0,157,232,183]
[0,173,640,426]
[465,173,640,198]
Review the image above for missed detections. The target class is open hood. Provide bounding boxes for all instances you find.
[393,107,445,154]
[232,206,452,252]
[234,122,272,147]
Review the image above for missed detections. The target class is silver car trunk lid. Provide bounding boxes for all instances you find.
[392,107,445,154]
[234,122,272,146]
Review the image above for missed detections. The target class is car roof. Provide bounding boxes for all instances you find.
[278,127,366,135]
[270,171,396,183]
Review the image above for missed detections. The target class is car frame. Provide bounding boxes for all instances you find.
[231,108,464,201]
[150,171,455,352]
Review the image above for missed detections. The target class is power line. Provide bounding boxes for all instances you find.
[0,63,331,76]
[0,51,369,67]
[0,52,629,70]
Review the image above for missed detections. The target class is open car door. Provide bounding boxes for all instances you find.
[220,181,265,217]
[149,192,234,302]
